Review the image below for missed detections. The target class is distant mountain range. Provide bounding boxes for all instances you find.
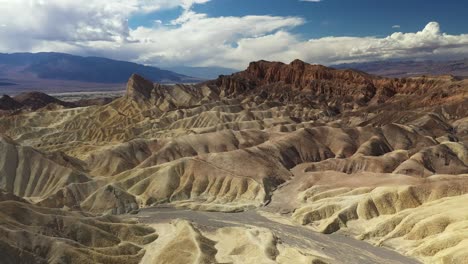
[2,52,467,95]
[163,66,238,80]
[333,59,468,78]
[0,52,242,94]
[0,52,202,83]
[0,52,203,94]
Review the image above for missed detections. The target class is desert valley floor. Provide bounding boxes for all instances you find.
[1,60,467,264]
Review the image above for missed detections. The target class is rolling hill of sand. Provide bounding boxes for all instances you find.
[0,60,467,264]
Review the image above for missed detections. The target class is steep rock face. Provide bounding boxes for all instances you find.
[242,59,372,86]
[209,60,467,112]
[126,73,154,100]
[210,60,378,107]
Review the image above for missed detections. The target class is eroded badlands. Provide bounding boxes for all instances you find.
[1,60,467,263]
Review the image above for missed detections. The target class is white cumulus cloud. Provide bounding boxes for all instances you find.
[0,0,467,70]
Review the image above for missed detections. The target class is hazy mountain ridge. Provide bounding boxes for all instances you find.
[164,65,239,79]
[0,91,116,113]
[333,59,468,78]
[0,52,200,86]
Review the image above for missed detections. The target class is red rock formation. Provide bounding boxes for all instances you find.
[207,59,467,111]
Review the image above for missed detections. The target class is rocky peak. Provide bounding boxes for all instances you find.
[242,59,373,85]
[125,74,154,100]
[244,60,285,79]
[0,94,23,110]
[289,59,307,68]
[208,60,384,107]
[232,59,376,89]
[13,92,74,110]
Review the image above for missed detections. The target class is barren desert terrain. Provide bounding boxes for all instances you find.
[1,60,467,264]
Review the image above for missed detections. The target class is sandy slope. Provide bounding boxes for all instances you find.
[0,191,158,264]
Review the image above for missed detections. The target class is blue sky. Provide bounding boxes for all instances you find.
[0,0,467,69]
[130,0,468,38]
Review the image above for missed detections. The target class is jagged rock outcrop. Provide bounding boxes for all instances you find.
[209,59,467,112]
[126,73,154,100]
